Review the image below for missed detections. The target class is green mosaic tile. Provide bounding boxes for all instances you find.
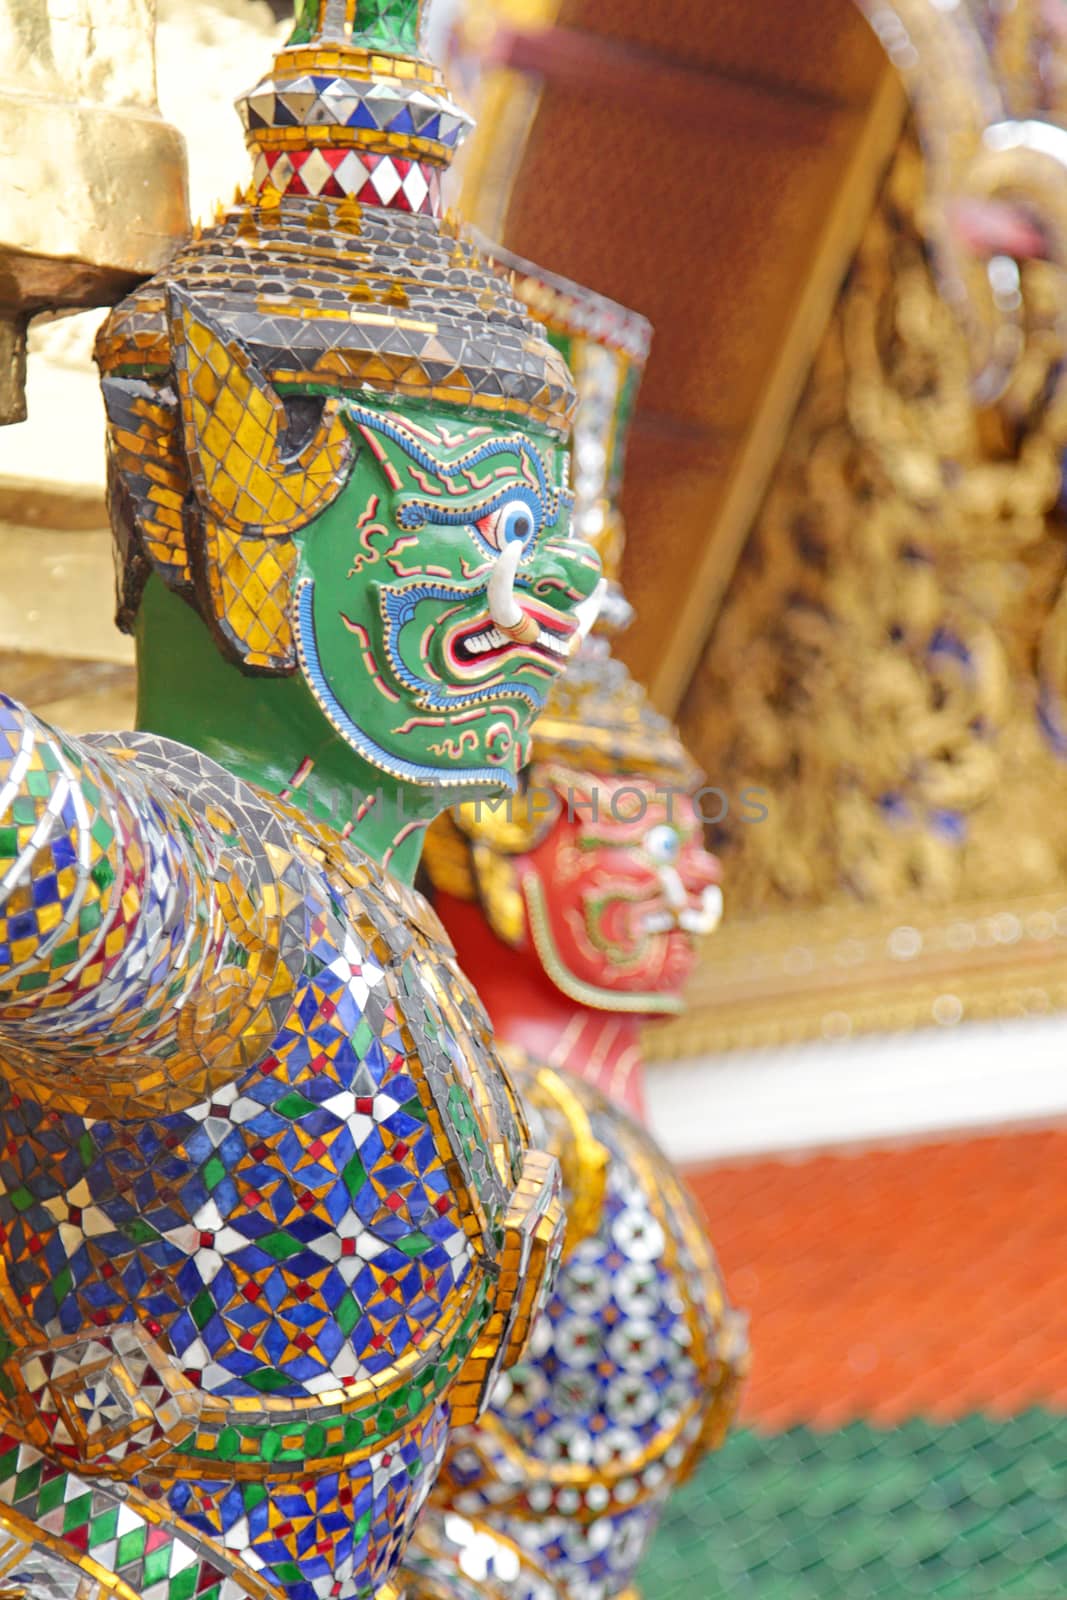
[352,0,419,51]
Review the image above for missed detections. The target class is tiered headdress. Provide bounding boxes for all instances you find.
[95,0,575,672]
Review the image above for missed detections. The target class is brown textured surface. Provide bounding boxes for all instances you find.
[493,0,891,697]
[555,0,885,105]
[506,94,861,430]
[617,433,735,677]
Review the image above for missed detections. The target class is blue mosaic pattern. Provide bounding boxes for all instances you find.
[169,1403,448,1600]
[0,705,556,1599]
[435,1062,746,1600]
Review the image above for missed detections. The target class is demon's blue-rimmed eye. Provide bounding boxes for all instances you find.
[475,495,540,554]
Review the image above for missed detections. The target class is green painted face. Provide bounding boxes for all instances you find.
[292,399,601,793]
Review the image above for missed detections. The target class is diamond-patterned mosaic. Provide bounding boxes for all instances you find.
[0,700,564,1598]
[433,1059,747,1600]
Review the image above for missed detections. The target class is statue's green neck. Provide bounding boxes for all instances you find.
[134,576,434,886]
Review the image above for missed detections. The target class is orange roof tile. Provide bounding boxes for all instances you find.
[684,1125,1067,1430]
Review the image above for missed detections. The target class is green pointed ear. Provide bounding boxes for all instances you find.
[167,287,353,538]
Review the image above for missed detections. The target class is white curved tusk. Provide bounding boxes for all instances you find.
[660,866,689,911]
[488,541,526,630]
[679,885,724,936]
[573,578,608,645]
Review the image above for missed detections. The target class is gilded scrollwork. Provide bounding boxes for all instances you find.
[680,137,1067,925]
[858,0,1067,399]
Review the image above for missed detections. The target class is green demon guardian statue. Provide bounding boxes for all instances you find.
[0,4,601,1597]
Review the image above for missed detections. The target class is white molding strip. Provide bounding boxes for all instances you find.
[646,1014,1067,1165]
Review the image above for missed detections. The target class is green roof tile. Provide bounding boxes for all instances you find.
[639,1410,1067,1599]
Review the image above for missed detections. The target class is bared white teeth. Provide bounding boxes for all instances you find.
[464,626,507,654]
[484,543,574,656]
[459,622,570,659]
[537,628,569,657]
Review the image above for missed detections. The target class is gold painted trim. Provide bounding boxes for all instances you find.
[647,888,1067,1059]
[442,1073,740,1510]
[251,126,449,161]
[0,1490,279,1599]
[525,1062,608,1247]
[0,1497,143,1600]
[0,1233,487,1480]
[271,46,440,83]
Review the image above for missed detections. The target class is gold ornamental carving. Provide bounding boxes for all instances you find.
[856,0,1067,402]
[652,135,1067,1057]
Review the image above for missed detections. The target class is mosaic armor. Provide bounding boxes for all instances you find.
[0,701,562,1599]
[401,1506,556,1600]
[433,1058,744,1600]
[0,4,603,1596]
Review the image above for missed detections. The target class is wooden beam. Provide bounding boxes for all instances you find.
[492,22,867,133]
[649,64,906,716]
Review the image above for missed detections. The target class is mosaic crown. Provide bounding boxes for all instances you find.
[475,235,652,636]
[529,648,701,783]
[240,0,470,215]
[95,0,575,671]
